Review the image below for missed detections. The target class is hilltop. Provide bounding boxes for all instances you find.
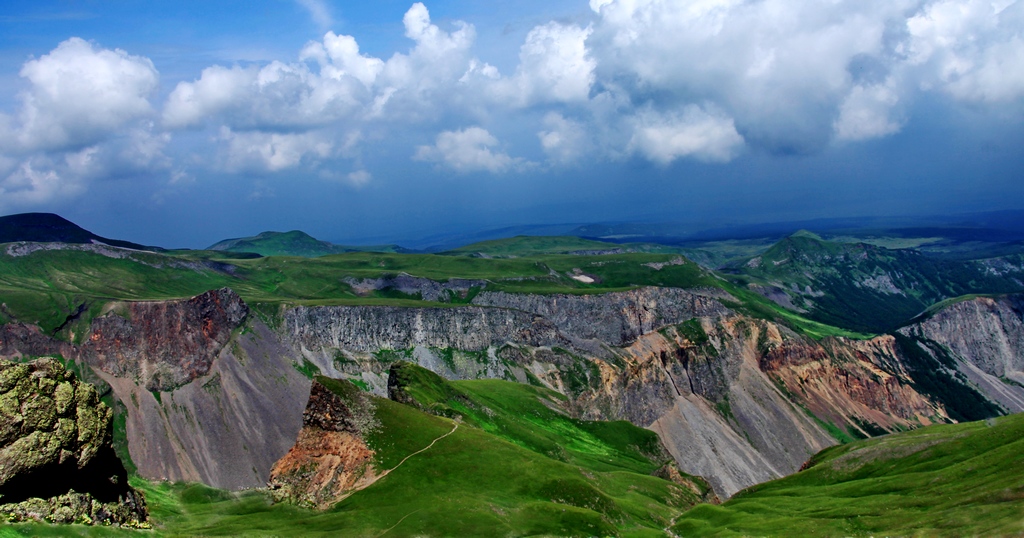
[0,213,155,251]
[208,230,406,257]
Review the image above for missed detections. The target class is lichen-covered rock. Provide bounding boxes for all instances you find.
[0,358,147,526]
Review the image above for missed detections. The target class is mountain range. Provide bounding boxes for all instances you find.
[0,212,1023,536]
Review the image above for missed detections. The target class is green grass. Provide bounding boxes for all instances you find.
[389,362,672,474]
[444,235,628,257]
[672,413,1024,537]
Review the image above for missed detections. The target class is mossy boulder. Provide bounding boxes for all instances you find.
[0,357,147,526]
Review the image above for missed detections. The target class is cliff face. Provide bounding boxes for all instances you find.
[105,320,310,490]
[0,358,147,526]
[268,379,379,509]
[471,287,733,347]
[84,288,249,391]
[0,290,309,491]
[2,287,1021,500]
[901,295,1024,412]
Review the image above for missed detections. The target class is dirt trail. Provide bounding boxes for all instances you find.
[380,422,459,478]
[338,421,460,504]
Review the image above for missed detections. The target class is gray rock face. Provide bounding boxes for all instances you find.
[471,287,732,346]
[901,295,1024,411]
[906,295,1024,378]
[7,286,1024,501]
[343,274,488,302]
[283,305,567,354]
[107,320,310,490]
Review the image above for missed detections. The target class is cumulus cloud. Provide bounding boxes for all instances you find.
[14,37,158,152]
[11,0,1021,211]
[834,78,904,141]
[538,113,590,164]
[492,22,595,106]
[628,105,744,164]
[585,0,1024,154]
[218,127,334,173]
[0,37,165,211]
[904,0,1024,102]
[414,127,521,173]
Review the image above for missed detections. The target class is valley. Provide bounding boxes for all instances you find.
[1,213,1023,536]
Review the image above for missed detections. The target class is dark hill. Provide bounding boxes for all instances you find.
[0,213,154,251]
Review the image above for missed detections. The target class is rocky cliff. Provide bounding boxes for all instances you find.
[268,378,379,509]
[471,287,732,347]
[900,295,1024,412]
[0,290,309,491]
[84,287,249,391]
[1,287,1021,500]
[0,358,147,526]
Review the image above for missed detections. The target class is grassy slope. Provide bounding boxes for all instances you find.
[672,413,1024,537]
[1,374,706,537]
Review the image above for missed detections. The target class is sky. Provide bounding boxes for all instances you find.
[0,0,1022,248]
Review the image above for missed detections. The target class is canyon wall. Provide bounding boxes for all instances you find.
[1,288,1021,498]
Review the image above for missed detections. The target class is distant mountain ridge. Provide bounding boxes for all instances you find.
[729,231,1024,332]
[0,213,155,251]
[208,230,408,257]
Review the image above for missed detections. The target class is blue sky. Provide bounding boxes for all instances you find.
[0,0,1022,248]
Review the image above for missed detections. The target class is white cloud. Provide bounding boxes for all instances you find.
[493,22,595,106]
[347,169,372,186]
[834,79,904,142]
[905,0,1024,102]
[0,38,166,211]
[219,127,334,172]
[415,126,521,173]
[15,37,158,152]
[628,105,744,164]
[538,113,590,164]
[0,161,82,208]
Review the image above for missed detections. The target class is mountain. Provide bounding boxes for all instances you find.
[728,231,1024,333]
[3,216,1024,534]
[208,230,407,257]
[0,212,155,251]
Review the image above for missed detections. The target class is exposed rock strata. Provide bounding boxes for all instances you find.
[84,287,248,391]
[268,379,379,509]
[3,287,1024,500]
[284,304,566,354]
[901,295,1024,412]
[471,287,733,346]
[0,358,147,526]
[103,320,310,490]
[343,274,488,302]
